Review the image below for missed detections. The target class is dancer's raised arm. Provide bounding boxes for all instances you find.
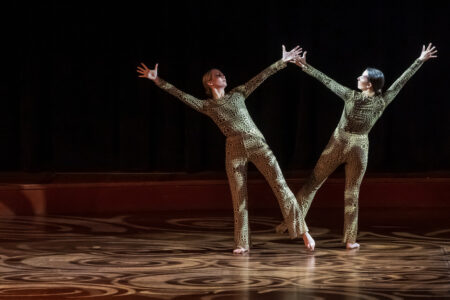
[235,45,302,99]
[293,51,354,102]
[384,43,437,105]
[137,62,204,112]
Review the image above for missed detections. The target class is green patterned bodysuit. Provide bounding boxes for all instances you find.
[296,58,424,243]
[154,59,308,249]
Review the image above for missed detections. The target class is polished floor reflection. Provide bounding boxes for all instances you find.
[0,210,448,299]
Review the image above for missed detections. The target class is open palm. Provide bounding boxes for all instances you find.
[419,43,438,62]
[137,63,158,80]
[282,45,302,62]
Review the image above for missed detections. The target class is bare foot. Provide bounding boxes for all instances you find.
[275,222,288,234]
[346,242,360,249]
[233,247,249,254]
[302,232,315,251]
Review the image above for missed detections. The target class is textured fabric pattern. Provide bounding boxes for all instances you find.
[226,135,307,248]
[296,59,424,243]
[155,60,287,139]
[298,129,368,243]
[303,59,423,135]
[155,60,307,249]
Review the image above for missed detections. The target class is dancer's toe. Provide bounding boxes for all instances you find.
[303,232,315,252]
[346,242,360,249]
[233,247,249,254]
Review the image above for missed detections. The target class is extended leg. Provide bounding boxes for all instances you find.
[249,142,315,250]
[276,136,343,238]
[298,136,344,216]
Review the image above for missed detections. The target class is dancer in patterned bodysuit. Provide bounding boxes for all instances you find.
[137,45,316,253]
[277,43,437,249]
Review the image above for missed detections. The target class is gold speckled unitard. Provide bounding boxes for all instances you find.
[297,58,423,243]
[154,60,308,249]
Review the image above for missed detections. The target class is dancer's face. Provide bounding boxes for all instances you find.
[357,70,372,91]
[208,69,227,89]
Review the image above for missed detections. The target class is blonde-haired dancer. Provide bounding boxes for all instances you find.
[138,45,315,253]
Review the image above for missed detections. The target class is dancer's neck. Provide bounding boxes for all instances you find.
[211,88,225,100]
[362,89,375,97]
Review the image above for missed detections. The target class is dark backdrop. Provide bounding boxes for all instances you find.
[1,0,449,173]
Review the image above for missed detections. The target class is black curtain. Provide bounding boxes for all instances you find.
[1,0,449,172]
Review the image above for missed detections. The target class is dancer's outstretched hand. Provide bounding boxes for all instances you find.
[293,51,308,69]
[419,43,438,62]
[282,45,302,63]
[137,63,158,80]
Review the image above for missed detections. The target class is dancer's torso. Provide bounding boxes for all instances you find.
[204,91,266,144]
[337,92,386,136]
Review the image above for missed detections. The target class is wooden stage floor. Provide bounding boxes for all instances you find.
[0,208,448,299]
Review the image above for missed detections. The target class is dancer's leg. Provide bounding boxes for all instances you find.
[249,142,315,250]
[276,135,344,235]
[343,142,368,248]
[226,141,250,254]
[297,135,344,216]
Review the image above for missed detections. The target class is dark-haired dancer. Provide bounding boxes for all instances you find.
[138,45,315,253]
[278,43,437,249]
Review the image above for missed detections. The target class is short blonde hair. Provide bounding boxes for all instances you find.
[202,69,215,97]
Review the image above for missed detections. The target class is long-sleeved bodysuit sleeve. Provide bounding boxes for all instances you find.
[302,64,354,102]
[155,78,205,112]
[235,59,287,99]
[383,59,424,106]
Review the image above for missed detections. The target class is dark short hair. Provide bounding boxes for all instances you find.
[366,68,385,96]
